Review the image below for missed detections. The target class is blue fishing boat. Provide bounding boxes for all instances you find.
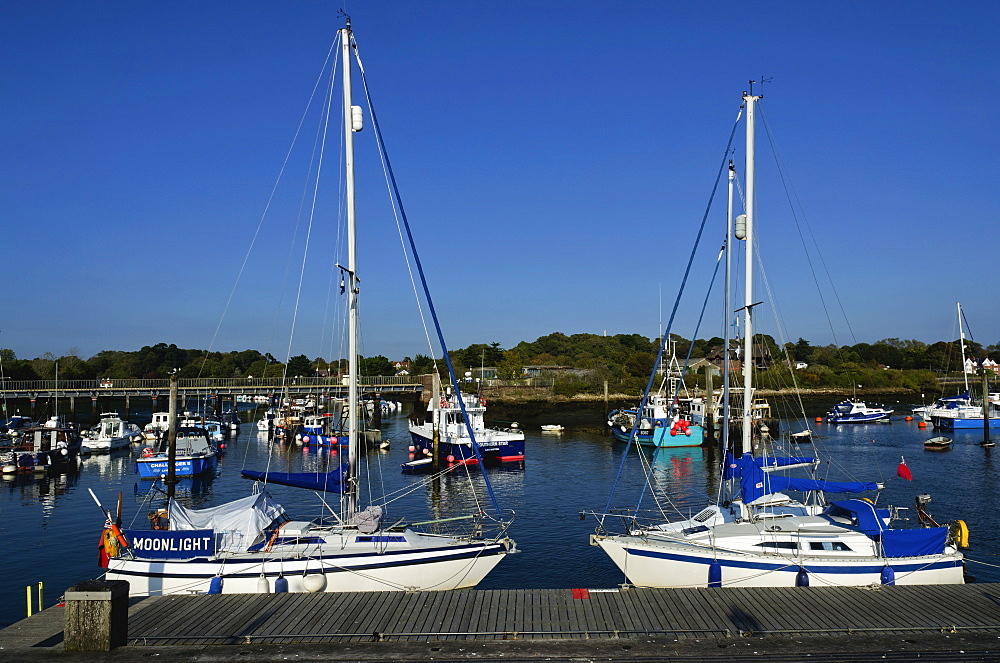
[408,391,525,464]
[135,427,218,479]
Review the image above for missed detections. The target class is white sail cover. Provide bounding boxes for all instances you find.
[168,491,287,552]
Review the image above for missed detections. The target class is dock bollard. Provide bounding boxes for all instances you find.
[64,579,129,652]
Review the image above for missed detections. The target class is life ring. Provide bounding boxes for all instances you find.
[141,447,155,458]
[439,397,448,408]
[479,397,487,406]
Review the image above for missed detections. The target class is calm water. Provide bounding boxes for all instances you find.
[1,398,998,628]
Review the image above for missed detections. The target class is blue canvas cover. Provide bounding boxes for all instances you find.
[827,499,948,556]
[241,463,349,493]
[722,451,817,480]
[740,459,878,504]
[879,527,948,557]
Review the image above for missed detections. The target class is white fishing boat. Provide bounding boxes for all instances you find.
[589,88,966,588]
[100,18,514,596]
[84,413,142,452]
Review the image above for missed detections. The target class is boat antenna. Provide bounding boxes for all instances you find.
[338,8,351,31]
[747,76,772,97]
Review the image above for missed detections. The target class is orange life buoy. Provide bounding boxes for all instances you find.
[439,397,448,408]
[141,447,155,458]
[479,397,487,406]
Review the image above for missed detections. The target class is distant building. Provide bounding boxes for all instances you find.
[965,357,1000,375]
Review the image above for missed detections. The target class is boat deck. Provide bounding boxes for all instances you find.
[4,583,1000,655]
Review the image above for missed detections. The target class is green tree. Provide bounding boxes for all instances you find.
[286,355,313,377]
[496,350,524,379]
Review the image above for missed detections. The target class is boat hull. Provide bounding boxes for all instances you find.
[826,413,892,423]
[932,416,1000,429]
[136,454,218,479]
[595,536,965,587]
[106,540,509,596]
[408,426,525,463]
[608,421,704,448]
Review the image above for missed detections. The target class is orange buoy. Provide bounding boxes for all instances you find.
[814,417,823,423]
[904,416,913,421]
[917,421,927,428]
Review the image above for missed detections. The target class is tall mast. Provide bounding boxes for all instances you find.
[741,91,760,456]
[342,19,359,518]
[958,301,969,394]
[723,161,734,459]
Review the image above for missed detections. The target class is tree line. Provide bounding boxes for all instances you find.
[1,332,994,396]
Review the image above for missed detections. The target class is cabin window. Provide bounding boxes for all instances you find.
[755,541,798,549]
[809,541,852,551]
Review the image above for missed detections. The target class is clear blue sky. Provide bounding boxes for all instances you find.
[3,1,998,363]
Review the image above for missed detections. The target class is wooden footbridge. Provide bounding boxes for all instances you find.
[0,376,425,415]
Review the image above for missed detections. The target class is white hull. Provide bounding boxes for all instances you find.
[89,435,134,452]
[596,536,964,588]
[108,540,508,596]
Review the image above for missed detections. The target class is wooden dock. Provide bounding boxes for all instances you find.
[4,584,1000,658]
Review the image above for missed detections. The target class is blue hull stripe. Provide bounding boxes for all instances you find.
[114,543,506,581]
[625,546,961,574]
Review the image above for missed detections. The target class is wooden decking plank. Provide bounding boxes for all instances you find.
[276,593,331,642]
[664,587,717,635]
[441,587,472,638]
[483,589,504,638]
[565,589,586,637]
[641,589,686,632]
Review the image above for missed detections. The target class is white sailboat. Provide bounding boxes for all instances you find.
[101,18,514,596]
[589,88,966,588]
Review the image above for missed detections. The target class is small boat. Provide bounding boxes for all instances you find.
[923,436,952,451]
[541,424,564,432]
[789,430,813,443]
[826,400,893,424]
[408,392,525,464]
[83,413,143,451]
[136,427,219,479]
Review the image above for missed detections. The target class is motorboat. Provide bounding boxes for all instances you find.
[826,400,893,424]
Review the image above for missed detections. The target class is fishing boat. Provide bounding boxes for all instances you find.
[826,400,894,424]
[136,427,218,478]
[923,436,952,451]
[83,413,143,452]
[100,18,514,596]
[607,341,704,448]
[541,424,564,432]
[2,424,82,472]
[589,88,966,588]
[408,391,525,464]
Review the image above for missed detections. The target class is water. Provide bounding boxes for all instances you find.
[1,399,998,629]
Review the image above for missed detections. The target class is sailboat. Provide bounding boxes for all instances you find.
[589,89,966,587]
[926,303,1000,429]
[100,18,514,596]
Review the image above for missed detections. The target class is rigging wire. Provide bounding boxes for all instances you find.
[602,105,744,515]
[193,33,341,382]
[352,35,502,517]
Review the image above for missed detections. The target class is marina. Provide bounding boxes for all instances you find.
[4,6,1000,660]
[3,399,1000,628]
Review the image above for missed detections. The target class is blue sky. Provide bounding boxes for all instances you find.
[3,1,998,363]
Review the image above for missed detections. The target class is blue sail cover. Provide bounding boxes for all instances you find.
[827,499,947,557]
[241,463,349,493]
[736,454,878,504]
[722,451,817,479]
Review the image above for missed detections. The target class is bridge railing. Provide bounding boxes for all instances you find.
[0,375,421,392]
